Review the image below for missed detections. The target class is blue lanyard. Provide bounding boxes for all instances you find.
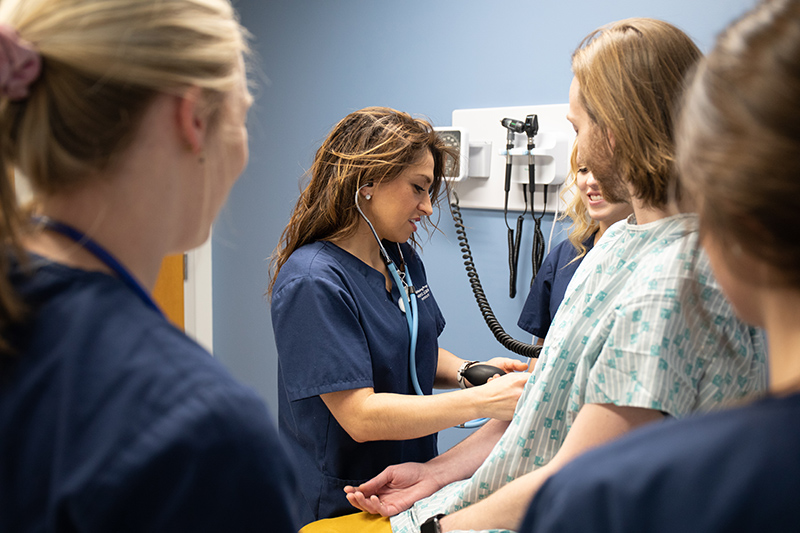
[33,216,164,317]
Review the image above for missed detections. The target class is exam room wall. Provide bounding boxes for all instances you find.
[213,0,755,453]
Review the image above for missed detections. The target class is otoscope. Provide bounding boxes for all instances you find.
[524,114,539,180]
[500,117,526,298]
[524,114,547,282]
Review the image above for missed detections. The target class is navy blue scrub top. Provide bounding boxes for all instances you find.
[0,254,301,532]
[517,235,595,338]
[522,393,800,533]
[272,240,445,524]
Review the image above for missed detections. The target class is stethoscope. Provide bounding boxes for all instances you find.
[355,185,424,393]
[355,185,486,428]
[32,216,165,318]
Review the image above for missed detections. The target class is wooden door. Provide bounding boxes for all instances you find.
[152,254,185,330]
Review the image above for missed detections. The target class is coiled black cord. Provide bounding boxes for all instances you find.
[451,193,541,359]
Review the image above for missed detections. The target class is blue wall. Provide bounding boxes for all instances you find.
[213,0,755,451]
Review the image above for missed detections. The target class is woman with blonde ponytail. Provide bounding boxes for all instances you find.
[0,1,299,531]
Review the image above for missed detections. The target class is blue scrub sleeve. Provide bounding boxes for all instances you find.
[518,254,556,337]
[272,274,374,402]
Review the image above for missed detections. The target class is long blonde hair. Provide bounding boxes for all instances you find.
[0,0,249,355]
[560,142,599,261]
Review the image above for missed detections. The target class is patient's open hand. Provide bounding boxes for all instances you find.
[344,462,443,516]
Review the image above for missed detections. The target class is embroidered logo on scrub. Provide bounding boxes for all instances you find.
[416,284,431,301]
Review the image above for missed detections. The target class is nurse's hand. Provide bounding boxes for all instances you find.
[484,356,529,375]
[474,371,530,421]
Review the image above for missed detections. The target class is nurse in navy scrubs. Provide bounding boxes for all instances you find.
[0,0,299,531]
[269,106,530,525]
[518,144,631,343]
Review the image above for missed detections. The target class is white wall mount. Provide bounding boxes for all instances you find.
[443,104,574,213]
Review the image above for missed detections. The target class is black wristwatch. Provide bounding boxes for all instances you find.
[420,513,446,533]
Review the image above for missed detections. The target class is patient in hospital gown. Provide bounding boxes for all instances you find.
[390,212,767,533]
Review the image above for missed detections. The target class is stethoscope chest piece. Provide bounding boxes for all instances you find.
[397,284,414,313]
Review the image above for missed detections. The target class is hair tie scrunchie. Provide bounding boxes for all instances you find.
[0,24,41,101]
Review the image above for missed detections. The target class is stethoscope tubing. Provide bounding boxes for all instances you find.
[355,185,486,428]
[387,261,422,395]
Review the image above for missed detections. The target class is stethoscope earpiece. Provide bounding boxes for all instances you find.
[358,182,374,201]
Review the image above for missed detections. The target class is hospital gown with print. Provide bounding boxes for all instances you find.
[390,214,767,533]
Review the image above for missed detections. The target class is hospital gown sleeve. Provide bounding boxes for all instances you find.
[586,278,699,417]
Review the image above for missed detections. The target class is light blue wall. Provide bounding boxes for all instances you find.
[212,0,755,451]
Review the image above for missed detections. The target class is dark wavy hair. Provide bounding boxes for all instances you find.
[268,106,454,297]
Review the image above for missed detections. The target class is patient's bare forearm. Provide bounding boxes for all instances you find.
[427,418,509,486]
